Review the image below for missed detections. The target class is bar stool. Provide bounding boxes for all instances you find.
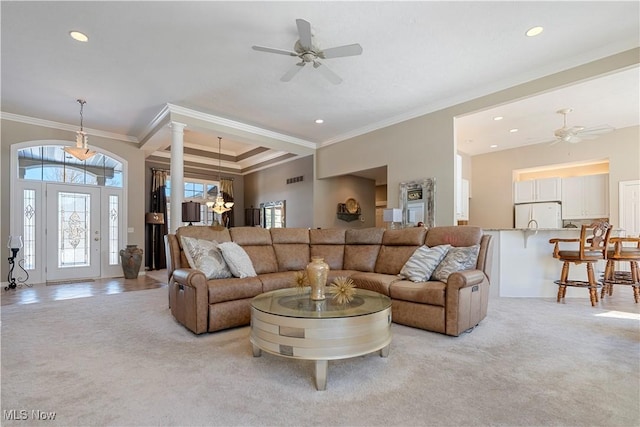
[549,220,612,306]
[601,236,640,303]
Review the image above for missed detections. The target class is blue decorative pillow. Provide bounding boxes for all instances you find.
[399,245,451,282]
[432,245,480,283]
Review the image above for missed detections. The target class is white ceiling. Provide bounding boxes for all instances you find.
[2,1,639,179]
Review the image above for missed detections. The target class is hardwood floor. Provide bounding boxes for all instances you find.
[1,269,638,315]
[1,269,168,306]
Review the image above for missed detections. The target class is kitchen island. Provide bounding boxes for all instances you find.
[485,228,616,300]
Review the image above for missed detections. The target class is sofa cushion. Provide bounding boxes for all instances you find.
[310,228,347,270]
[271,228,310,271]
[345,227,385,244]
[229,227,278,274]
[390,279,446,306]
[344,245,381,272]
[259,271,300,293]
[218,242,257,278]
[398,244,451,282]
[180,236,233,279]
[432,244,480,283]
[350,272,400,296]
[425,225,481,248]
[207,276,263,304]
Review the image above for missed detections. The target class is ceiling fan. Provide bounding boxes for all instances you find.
[252,18,363,84]
[550,108,614,145]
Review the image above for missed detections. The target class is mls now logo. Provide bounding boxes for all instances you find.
[3,409,56,421]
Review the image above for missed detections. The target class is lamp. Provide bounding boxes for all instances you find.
[5,235,29,291]
[383,208,403,229]
[64,99,96,161]
[145,212,165,225]
[208,137,234,215]
[181,202,201,226]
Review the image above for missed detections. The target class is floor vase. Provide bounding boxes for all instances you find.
[120,244,143,279]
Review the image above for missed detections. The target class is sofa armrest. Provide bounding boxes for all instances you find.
[446,269,486,290]
[445,269,490,336]
[170,268,209,334]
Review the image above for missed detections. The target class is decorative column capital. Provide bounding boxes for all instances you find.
[169,121,187,133]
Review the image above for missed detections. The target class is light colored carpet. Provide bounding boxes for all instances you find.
[1,288,639,427]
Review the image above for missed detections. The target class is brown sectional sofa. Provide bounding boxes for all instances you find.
[165,225,493,336]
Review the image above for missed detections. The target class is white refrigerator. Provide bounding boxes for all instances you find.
[515,202,562,228]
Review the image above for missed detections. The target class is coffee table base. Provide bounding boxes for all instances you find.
[252,343,390,391]
[250,306,392,390]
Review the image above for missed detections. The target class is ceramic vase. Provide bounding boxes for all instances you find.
[120,244,143,279]
[306,256,329,301]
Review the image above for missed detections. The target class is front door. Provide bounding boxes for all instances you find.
[45,184,102,281]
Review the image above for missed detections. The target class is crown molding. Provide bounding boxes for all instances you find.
[0,111,138,143]
[163,103,317,150]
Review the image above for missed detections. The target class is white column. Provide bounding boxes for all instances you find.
[169,121,186,233]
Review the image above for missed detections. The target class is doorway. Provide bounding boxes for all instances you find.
[10,142,126,284]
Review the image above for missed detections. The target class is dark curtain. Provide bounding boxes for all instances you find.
[147,169,168,270]
[220,178,234,228]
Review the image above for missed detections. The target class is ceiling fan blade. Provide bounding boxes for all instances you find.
[578,124,615,135]
[313,60,342,84]
[281,62,305,82]
[252,45,298,57]
[567,135,582,144]
[296,19,313,50]
[320,43,363,59]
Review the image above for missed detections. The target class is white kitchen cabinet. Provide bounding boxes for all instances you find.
[514,177,561,203]
[561,174,609,219]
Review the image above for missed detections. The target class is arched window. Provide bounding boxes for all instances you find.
[17,145,123,187]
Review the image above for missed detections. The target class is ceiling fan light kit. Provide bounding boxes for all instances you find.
[252,18,362,84]
[550,107,614,145]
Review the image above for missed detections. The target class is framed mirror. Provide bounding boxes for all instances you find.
[260,200,286,228]
[399,178,435,228]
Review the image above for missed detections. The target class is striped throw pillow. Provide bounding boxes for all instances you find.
[432,244,480,283]
[399,244,451,282]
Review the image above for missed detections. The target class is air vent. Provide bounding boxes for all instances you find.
[286,176,304,184]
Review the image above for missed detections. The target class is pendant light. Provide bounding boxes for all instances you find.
[206,137,234,214]
[64,99,96,161]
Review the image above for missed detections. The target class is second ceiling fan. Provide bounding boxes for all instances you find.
[252,19,363,84]
[550,108,614,144]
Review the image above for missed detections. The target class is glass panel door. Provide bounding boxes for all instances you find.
[46,184,101,281]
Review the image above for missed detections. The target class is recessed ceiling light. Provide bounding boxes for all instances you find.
[493,116,503,121]
[69,31,88,42]
[525,26,544,37]
[490,144,498,149]
[315,119,324,124]
[509,128,519,133]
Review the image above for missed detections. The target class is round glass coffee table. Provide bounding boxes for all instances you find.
[250,287,392,390]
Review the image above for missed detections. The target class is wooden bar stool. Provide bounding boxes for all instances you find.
[549,220,612,306]
[601,236,640,303]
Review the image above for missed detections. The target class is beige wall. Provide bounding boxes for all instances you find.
[1,119,145,279]
[316,108,456,227]
[470,125,639,229]
[244,156,314,228]
[315,49,638,229]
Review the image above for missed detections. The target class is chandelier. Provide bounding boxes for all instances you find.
[64,99,96,161]
[206,137,234,215]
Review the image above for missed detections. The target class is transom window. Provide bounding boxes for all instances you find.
[17,145,123,187]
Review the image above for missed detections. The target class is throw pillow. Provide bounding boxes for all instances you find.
[398,244,451,282]
[218,242,257,278]
[432,244,480,283]
[180,236,233,280]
